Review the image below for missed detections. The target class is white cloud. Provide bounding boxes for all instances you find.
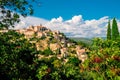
[16,15,120,38]
[45,15,109,38]
[15,16,48,29]
[50,16,63,23]
[117,20,120,31]
[66,15,83,24]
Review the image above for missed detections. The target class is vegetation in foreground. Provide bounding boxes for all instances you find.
[0,18,120,80]
[0,1,120,79]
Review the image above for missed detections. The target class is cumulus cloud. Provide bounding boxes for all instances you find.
[66,15,83,24]
[16,15,120,38]
[117,20,120,31]
[45,15,109,38]
[14,16,48,29]
[50,16,63,23]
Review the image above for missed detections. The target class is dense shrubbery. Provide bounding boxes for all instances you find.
[0,31,83,80]
[0,31,38,79]
[81,38,120,79]
[1,30,120,80]
[2,0,120,79]
[40,48,54,56]
[80,19,120,79]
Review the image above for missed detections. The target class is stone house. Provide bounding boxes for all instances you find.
[50,43,61,53]
[36,40,48,51]
[0,30,8,33]
[60,48,68,58]
[52,30,60,35]
[37,32,45,38]
[24,29,35,38]
[61,39,67,47]
[16,29,26,34]
[34,25,48,32]
[67,42,75,47]
[76,49,87,62]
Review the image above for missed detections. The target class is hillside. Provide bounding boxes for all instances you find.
[14,25,88,62]
[1,25,120,80]
[69,37,92,45]
[0,26,89,79]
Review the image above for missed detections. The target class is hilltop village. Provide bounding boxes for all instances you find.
[1,22,120,79]
[0,25,88,62]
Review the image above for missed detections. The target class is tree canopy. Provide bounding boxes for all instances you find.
[106,18,120,40]
[0,30,38,79]
[112,18,119,40]
[0,0,36,29]
[107,20,111,40]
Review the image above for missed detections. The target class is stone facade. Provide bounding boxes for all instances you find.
[60,48,68,58]
[36,40,48,51]
[37,32,45,38]
[0,30,8,33]
[76,49,87,62]
[16,25,50,39]
[0,25,88,63]
[50,43,61,52]
[24,29,35,38]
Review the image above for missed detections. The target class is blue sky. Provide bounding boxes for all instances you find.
[16,0,120,38]
[33,0,120,20]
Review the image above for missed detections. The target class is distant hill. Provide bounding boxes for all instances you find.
[69,37,92,45]
[69,37,106,44]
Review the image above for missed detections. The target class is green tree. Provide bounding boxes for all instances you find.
[112,18,119,40]
[0,31,38,79]
[0,0,38,29]
[107,20,111,40]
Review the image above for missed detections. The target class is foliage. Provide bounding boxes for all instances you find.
[69,38,90,48]
[0,31,38,79]
[0,0,37,29]
[107,20,111,40]
[41,48,54,56]
[67,56,81,66]
[0,30,83,80]
[112,18,119,40]
[1,21,120,80]
[33,36,120,80]
[80,38,120,80]
[36,64,48,80]
[35,56,82,80]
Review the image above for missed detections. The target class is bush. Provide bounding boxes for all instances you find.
[80,38,120,80]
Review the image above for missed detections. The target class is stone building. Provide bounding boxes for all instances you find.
[76,48,87,62]
[50,43,61,53]
[16,25,50,39]
[60,48,68,58]
[24,29,35,38]
[34,25,48,32]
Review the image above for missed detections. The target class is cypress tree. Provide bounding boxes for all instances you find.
[112,18,119,40]
[107,20,111,40]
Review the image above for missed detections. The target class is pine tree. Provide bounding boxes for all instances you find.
[112,18,119,40]
[107,20,111,40]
